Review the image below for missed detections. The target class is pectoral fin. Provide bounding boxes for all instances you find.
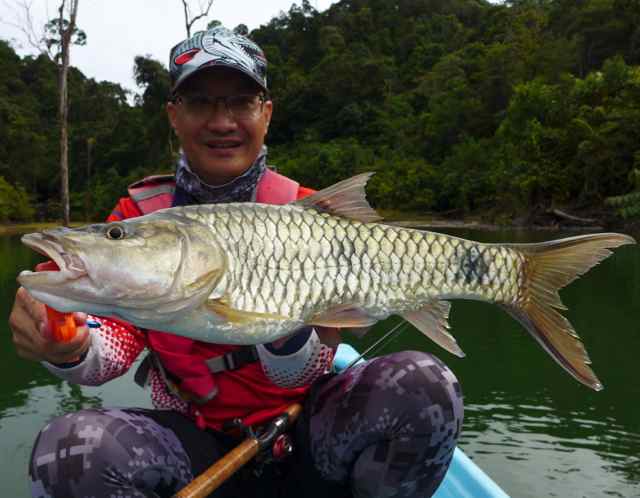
[205,298,289,325]
[308,305,379,328]
[402,301,465,358]
[186,269,224,292]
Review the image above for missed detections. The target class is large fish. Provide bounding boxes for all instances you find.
[18,174,634,390]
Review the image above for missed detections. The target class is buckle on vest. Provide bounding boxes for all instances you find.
[134,354,153,388]
[134,352,219,405]
[205,346,259,373]
[134,347,258,405]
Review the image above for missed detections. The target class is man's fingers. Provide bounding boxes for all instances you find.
[39,325,90,364]
[45,344,90,365]
[9,288,90,364]
[9,298,42,349]
[16,287,46,324]
[12,328,35,353]
[64,325,90,349]
[73,312,88,326]
[15,349,41,362]
[49,326,89,352]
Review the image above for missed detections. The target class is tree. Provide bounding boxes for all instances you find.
[2,0,85,225]
[133,55,174,166]
[0,176,34,222]
[606,166,640,218]
[233,23,248,36]
[2,0,640,224]
[51,0,82,226]
[180,0,213,38]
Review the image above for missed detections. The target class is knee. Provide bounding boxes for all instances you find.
[30,409,110,497]
[29,409,190,498]
[31,408,105,464]
[365,351,464,435]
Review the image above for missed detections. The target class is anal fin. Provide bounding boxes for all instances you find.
[402,301,465,358]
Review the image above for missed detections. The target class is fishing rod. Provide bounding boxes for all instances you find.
[343,319,409,371]
[173,319,410,498]
[173,403,302,498]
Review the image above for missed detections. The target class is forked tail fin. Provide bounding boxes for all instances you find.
[501,233,635,391]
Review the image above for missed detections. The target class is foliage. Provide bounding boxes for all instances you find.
[43,17,86,61]
[89,167,148,221]
[0,176,35,222]
[2,0,640,222]
[605,164,640,219]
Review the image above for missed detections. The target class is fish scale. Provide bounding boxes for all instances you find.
[194,203,523,319]
[17,172,635,389]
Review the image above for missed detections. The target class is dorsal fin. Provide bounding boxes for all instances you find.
[293,172,383,223]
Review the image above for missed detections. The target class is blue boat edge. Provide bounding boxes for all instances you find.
[333,343,510,498]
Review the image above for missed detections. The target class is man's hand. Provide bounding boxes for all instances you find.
[316,327,341,349]
[8,287,91,364]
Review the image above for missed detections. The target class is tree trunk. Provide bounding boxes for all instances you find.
[85,137,93,221]
[181,0,214,38]
[57,0,79,226]
[59,45,70,225]
[182,0,191,37]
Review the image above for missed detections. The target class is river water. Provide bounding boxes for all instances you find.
[0,228,639,497]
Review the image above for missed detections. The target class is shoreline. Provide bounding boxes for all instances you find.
[0,222,93,236]
[380,207,639,234]
[1,218,626,236]
[384,219,606,232]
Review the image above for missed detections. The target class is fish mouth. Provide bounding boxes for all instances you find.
[18,232,88,286]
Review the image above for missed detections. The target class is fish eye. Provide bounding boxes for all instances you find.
[105,224,126,240]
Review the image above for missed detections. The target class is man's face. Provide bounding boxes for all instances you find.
[167,67,273,185]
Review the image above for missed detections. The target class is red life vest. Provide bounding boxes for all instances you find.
[109,169,316,430]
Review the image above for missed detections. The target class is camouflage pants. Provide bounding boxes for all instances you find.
[29,351,463,498]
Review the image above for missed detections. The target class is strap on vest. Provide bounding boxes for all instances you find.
[130,184,174,202]
[128,176,176,215]
[128,174,175,190]
[129,169,298,404]
[205,346,259,373]
[256,168,300,204]
[127,168,299,215]
[135,346,259,403]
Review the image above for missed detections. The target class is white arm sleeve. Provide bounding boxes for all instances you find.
[257,328,335,388]
[42,334,102,385]
[42,317,145,386]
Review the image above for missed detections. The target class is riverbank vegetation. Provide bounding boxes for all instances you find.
[1,0,639,226]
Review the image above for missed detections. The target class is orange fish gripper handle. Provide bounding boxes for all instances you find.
[35,261,78,343]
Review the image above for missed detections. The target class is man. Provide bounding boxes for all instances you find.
[9,27,463,498]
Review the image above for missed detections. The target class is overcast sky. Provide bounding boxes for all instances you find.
[0,0,338,95]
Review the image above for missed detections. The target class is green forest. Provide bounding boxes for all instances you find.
[1,0,640,225]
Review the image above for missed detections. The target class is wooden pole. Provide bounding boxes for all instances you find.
[173,403,302,498]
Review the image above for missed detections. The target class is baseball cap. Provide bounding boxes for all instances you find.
[169,26,268,94]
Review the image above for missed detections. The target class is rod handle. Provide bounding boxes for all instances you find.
[174,439,259,498]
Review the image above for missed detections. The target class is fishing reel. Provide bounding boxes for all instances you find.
[222,411,297,478]
[271,434,294,460]
[255,411,297,466]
